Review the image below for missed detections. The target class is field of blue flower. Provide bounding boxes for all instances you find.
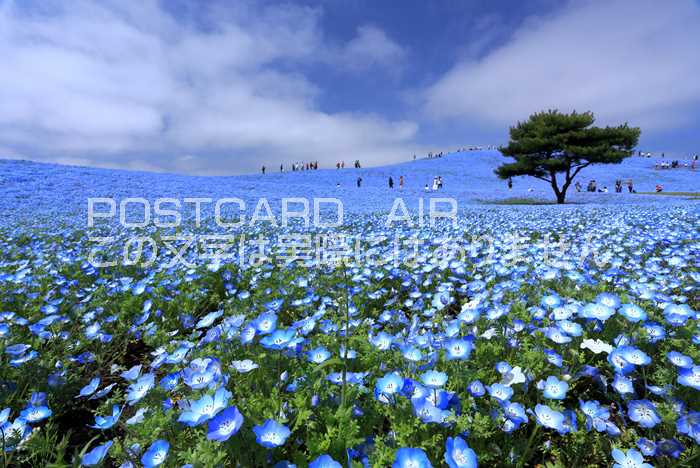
[0,151,698,467]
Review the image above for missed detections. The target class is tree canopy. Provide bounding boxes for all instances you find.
[496,110,640,203]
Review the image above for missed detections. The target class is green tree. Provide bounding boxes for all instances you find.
[496,110,640,204]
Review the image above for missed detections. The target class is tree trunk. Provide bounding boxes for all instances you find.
[556,192,566,204]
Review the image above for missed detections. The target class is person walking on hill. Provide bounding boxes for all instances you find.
[399,175,404,190]
[356,177,362,188]
[261,165,266,175]
[389,176,394,189]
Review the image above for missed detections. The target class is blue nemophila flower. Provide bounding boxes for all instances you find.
[444,337,473,360]
[308,454,342,468]
[81,440,113,467]
[580,400,611,432]
[159,372,180,391]
[444,436,477,468]
[20,404,52,424]
[656,438,684,459]
[421,370,448,389]
[612,374,635,395]
[596,293,621,309]
[178,387,231,427]
[636,438,657,457]
[619,304,647,322]
[468,380,486,397]
[541,293,562,309]
[0,418,30,449]
[581,302,615,322]
[543,349,563,367]
[628,400,661,429]
[126,408,148,425]
[502,400,528,424]
[207,406,244,442]
[120,364,142,381]
[254,312,278,334]
[609,348,636,375]
[678,365,700,390]
[5,343,31,355]
[413,398,451,424]
[376,372,404,396]
[90,383,116,400]
[542,376,568,400]
[495,362,512,375]
[544,327,571,344]
[617,346,651,366]
[77,377,100,398]
[611,448,652,468]
[487,383,513,402]
[164,346,189,365]
[534,404,565,432]
[89,404,122,430]
[253,419,291,448]
[307,346,331,364]
[401,345,423,362]
[141,439,169,468]
[260,328,296,350]
[667,351,693,368]
[676,411,700,444]
[182,358,223,390]
[231,359,259,373]
[393,447,432,468]
[126,373,155,405]
[196,309,223,329]
[369,331,394,350]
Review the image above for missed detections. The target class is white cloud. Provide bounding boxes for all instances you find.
[425,0,700,131]
[340,24,406,72]
[0,0,417,174]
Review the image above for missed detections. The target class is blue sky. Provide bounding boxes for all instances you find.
[0,0,699,174]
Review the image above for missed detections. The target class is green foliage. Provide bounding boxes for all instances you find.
[496,110,640,203]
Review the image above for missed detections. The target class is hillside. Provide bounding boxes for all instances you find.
[0,151,697,224]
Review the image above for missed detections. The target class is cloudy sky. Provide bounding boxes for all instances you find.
[1,0,699,175]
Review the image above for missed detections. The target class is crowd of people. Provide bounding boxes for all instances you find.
[575,179,636,194]
[262,161,319,173]
[655,159,697,170]
[413,145,499,161]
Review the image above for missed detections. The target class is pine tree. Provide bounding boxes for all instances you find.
[496,110,640,203]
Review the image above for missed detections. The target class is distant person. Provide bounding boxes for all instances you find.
[627,180,635,193]
[424,184,430,192]
[507,177,513,190]
[356,177,362,188]
[280,164,284,172]
[615,179,622,193]
[399,175,404,190]
[655,184,663,193]
[261,165,266,175]
[437,176,443,189]
[336,182,340,188]
[575,181,582,192]
[413,154,416,161]
[432,177,438,191]
[599,186,609,193]
[389,176,394,189]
